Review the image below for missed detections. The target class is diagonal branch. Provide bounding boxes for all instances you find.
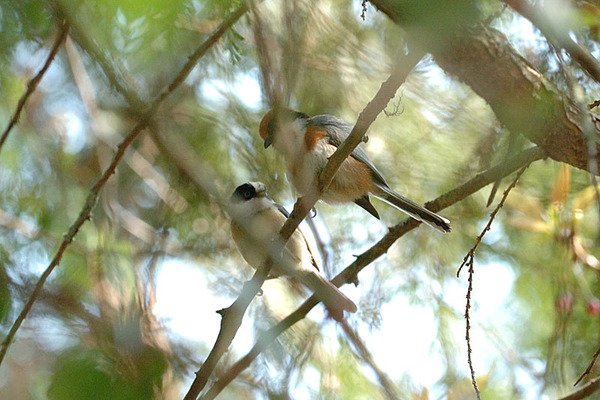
[575,346,600,386]
[200,146,546,399]
[182,49,424,400]
[0,3,247,369]
[0,19,69,156]
[370,0,600,175]
[504,0,600,84]
[559,375,600,400]
[49,0,145,110]
[277,49,425,242]
[182,267,270,400]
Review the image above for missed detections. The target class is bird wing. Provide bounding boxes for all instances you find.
[308,115,389,187]
[274,201,320,271]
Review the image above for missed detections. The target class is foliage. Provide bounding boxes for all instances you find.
[0,0,599,399]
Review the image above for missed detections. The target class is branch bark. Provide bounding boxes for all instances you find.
[200,146,546,399]
[558,375,600,400]
[182,267,269,400]
[370,0,600,175]
[504,0,600,84]
[0,20,69,156]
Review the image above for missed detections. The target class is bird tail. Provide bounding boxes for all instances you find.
[372,184,451,233]
[301,271,357,321]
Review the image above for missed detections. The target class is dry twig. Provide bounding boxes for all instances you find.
[504,0,600,83]
[560,375,600,400]
[575,346,600,386]
[457,165,529,400]
[0,20,69,156]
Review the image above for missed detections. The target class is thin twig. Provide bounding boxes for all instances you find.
[575,346,600,386]
[456,165,529,277]
[463,256,480,399]
[0,20,69,156]
[201,147,546,399]
[559,375,600,400]
[457,165,530,400]
[0,3,247,369]
[504,0,600,83]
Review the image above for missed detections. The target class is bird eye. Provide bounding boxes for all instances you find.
[243,191,252,199]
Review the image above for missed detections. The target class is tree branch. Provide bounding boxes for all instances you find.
[182,267,270,400]
[370,0,600,175]
[200,146,546,399]
[277,49,425,243]
[180,49,423,400]
[0,3,246,369]
[459,165,530,400]
[0,19,69,156]
[504,0,600,84]
[558,375,600,400]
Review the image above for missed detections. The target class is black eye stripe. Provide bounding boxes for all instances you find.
[231,183,256,202]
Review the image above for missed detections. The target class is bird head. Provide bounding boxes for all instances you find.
[259,108,309,149]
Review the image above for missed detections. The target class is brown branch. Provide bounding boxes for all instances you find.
[504,0,600,84]
[370,0,599,175]
[200,146,546,399]
[278,50,425,244]
[183,266,270,400]
[458,165,530,400]
[559,375,600,400]
[0,20,69,156]
[0,4,246,369]
[575,346,600,386]
[339,319,402,400]
[183,48,423,400]
[463,257,480,400]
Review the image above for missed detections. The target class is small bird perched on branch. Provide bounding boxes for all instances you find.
[259,109,451,232]
[229,182,357,321]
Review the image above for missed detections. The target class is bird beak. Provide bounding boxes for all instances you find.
[263,132,273,148]
[255,184,267,197]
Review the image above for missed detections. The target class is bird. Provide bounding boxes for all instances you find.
[229,181,357,321]
[258,109,451,233]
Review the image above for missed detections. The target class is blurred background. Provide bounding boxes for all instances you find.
[1,0,600,399]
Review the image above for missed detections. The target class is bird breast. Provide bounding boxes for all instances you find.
[289,138,373,203]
